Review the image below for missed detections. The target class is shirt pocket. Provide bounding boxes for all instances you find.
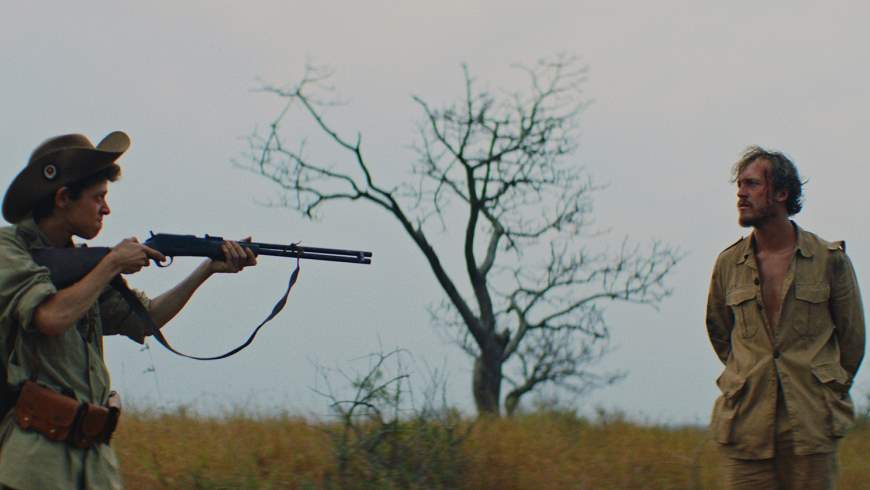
[811,362,854,437]
[726,286,759,338]
[711,370,747,444]
[793,283,832,337]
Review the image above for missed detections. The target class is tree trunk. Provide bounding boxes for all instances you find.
[472,352,503,416]
[504,391,521,417]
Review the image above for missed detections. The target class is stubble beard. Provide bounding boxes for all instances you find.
[738,201,776,228]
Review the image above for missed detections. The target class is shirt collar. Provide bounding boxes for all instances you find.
[15,217,57,249]
[794,223,814,258]
[735,235,753,265]
[735,221,812,265]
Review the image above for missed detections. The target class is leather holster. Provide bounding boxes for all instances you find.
[15,380,79,442]
[15,380,121,448]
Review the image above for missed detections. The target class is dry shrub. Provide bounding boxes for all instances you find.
[317,350,470,489]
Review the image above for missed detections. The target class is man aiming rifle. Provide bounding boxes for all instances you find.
[0,131,257,489]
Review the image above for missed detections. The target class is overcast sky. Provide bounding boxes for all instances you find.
[2,1,868,423]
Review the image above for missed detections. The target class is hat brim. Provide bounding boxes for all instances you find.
[3,132,130,223]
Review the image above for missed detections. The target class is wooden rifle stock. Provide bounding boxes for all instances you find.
[31,247,111,289]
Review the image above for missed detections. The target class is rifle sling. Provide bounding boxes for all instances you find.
[109,263,300,361]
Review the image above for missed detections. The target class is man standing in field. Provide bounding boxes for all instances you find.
[706,147,865,489]
[0,131,257,489]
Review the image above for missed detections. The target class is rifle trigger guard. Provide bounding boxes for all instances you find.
[153,256,173,268]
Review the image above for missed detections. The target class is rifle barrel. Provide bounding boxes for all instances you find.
[249,242,372,264]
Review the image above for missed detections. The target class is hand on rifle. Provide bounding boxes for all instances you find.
[208,237,258,274]
[109,237,166,274]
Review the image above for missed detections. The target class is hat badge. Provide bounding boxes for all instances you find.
[43,164,57,180]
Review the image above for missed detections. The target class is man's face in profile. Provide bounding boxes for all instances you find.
[736,159,777,228]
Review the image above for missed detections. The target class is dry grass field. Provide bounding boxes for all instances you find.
[112,408,870,489]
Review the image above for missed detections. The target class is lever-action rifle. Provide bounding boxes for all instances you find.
[30,233,372,360]
[32,232,372,289]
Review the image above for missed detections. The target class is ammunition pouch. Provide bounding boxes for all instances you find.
[14,380,121,448]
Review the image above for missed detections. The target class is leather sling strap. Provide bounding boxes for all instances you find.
[109,261,300,361]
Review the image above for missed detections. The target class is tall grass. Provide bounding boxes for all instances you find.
[116,408,331,488]
[112,408,870,489]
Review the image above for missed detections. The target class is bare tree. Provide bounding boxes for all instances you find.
[242,55,682,416]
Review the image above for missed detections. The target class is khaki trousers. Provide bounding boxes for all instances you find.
[721,443,837,490]
[721,387,838,490]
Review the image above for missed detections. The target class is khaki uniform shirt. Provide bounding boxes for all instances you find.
[706,224,865,459]
[0,218,152,490]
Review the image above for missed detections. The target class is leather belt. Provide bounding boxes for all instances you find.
[14,380,121,449]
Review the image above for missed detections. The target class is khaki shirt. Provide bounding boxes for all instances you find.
[706,223,865,459]
[0,218,152,490]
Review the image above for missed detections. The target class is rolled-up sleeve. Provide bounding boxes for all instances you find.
[830,251,865,380]
[98,283,153,344]
[0,235,57,334]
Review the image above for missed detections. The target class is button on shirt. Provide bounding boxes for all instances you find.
[706,224,865,459]
[0,218,153,490]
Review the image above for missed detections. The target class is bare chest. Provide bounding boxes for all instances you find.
[756,250,794,329]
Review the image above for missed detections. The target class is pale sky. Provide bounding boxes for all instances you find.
[2,1,869,423]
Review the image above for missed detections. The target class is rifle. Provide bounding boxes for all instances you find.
[32,232,372,288]
[30,233,372,360]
